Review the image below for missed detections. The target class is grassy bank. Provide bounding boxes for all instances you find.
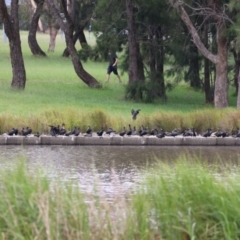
[1,158,240,239]
[0,31,239,133]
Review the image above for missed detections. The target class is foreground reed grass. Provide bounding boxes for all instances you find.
[1,157,240,239]
[1,107,240,134]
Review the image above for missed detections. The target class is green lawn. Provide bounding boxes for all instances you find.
[0,30,238,132]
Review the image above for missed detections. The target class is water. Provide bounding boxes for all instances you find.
[0,145,240,200]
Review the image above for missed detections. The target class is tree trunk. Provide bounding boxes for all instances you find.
[170,1,228,108]
[232,49,240,95]
[30,0,44,32]
[125,0,144,83]
[204,21,213,104]
[48,24,59,52]
[155,26,166,99]
[214,22,228,108]
[45,0,100,87]
[237,66,240,108]
[62,26,87,57]
[0,0,26,89]
[28,1,47,56]
[188,43,201,89]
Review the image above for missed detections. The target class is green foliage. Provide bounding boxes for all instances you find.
[131,158,240,239]
[125,80,169,103]
[78,43,93,62]
[1,157,240,239]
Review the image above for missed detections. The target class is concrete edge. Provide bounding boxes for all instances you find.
[0,135,240,146]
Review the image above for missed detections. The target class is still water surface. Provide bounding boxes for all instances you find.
[0,146,240,199]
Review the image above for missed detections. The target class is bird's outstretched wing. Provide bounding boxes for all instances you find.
[131,109,141,120]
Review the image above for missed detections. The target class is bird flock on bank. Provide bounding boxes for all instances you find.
[3,109,240,138]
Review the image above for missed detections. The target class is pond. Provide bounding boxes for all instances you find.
[0,145,240,200]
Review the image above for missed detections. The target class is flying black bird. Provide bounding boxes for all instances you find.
[131,109,141,120]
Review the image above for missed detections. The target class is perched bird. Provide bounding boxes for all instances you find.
[86,126,92,134]
[106,127,116,135]
[49,125,59,136]
[71,127,78,135]
[8,128,18,136]
[65,129,73,136]
[59,124,66,135]
[202,128,212,138]
[236,128,240,138]
[183,128,197,137]
[97,127,104,137]
[156,129,165,138]
[140,126,148,136]
[74,127,81,136]
[149,128,158,136]
[119,127,126,137]
[131,109,141,120]
[34,132,40,137]
[171,128,181,137]
[22,127,32,136]
[132,126,137,136]
[126,124,132,136]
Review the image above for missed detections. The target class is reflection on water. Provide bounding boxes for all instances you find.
[0,146,240,199]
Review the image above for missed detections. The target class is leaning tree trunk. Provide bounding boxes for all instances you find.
[62,26,87,57]
[0,0,26,89]
[28,1,46,56]
[170,1,228,108]
[45,0,100,87]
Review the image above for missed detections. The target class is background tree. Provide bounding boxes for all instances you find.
[0,0,26,89]
[28,0,47,56]
[170,0,231,108]
[62,0,95,57]
[45,0,100,87]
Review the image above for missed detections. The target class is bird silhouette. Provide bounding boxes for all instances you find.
[8,128,18,136]
[34,132,40,137]
[106,127,116,135]
[131,109,141,120]
[86,126,92,134]
[202,128,212,137]
[74,127,81,136]
[119,127,126,137]
[97,127,104,137]
[59,124,66,135]
[126,124,132,136]
[132,126,137,135]
[22,127,32,136]
[156,129,165,138]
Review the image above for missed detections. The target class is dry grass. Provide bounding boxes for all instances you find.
[1,107,240,134]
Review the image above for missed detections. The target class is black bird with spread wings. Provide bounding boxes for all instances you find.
[131,109,141,120]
